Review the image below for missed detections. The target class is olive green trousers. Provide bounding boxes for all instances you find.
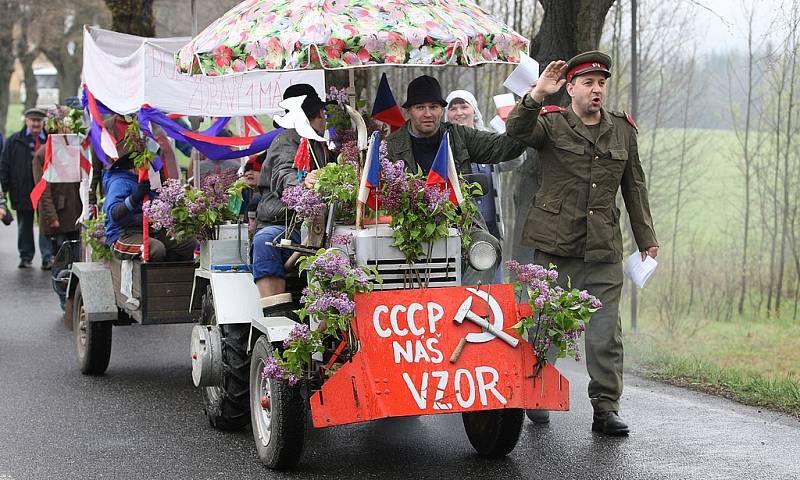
[534,251,624,414]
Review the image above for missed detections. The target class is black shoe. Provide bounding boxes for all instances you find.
[526,409,551,424]
[18,260,32,269]
[41,260,53,270]
[592,411,629,436]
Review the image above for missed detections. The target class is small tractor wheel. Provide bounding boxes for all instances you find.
[73,284,112,375]
[462,408,524,458]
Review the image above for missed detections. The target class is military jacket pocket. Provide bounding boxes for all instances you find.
[609,149,628,161]
[523,196,562,247]
[554,140,585,156]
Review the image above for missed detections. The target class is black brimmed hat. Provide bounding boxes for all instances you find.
[284,83,334,118]
[402,75,447,108]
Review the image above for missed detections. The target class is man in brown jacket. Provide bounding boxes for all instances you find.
[506,51,658,436]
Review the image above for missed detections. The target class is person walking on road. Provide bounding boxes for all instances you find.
[505,51,659,436]
[0,108,53,269]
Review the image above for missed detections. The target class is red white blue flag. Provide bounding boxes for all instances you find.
[426,131,463,206]
[371,73,405,132]
[357,131,382,209]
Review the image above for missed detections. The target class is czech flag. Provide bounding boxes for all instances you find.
[426,131,463,206]
[357,131,382,210]
[371,73,405,132]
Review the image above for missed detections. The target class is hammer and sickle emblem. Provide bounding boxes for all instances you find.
[463,288,505,343]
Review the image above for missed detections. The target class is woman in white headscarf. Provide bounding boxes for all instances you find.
[445,90,524,282]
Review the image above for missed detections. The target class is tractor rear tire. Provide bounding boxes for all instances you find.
[462,408,524,457]
[73,284,112,375]
[200,286,251,430]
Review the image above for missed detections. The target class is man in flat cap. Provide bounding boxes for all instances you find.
[386,75,528,283]
[506,51,658,436]
[0,108,53,268]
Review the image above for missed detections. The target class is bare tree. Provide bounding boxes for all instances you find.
[0,0,16,136]
[38,0,109,101]
[728,2,764,315]
[105,0,155,36]
[16,4,41,109]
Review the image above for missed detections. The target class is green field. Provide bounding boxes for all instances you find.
[4,104,24,136]
[621,127,800,416]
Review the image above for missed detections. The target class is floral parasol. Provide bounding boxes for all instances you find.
[176,0,529,76]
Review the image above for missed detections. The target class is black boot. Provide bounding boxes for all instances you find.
[526,409,550,424]
[592,411,629,436]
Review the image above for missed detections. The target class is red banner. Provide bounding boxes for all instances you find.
[310,284,570,428]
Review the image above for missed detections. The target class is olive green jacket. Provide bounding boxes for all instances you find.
[505,95,657,263]
[386,121,527,175]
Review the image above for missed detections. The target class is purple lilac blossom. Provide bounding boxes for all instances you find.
[309,250,351,280]
[423,184,449,210]
[282,185,326,219]
[328,86,349,106]
[308,290,355,316]
[330,233,353,246]
[261,355,285,381]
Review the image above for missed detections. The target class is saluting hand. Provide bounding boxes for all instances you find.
[530,60,568,103]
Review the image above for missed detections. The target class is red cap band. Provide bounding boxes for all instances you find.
[566,62,609,82]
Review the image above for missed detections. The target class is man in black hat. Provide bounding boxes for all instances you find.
[386,75,526,175]
[385,75,527,284]
[252,83,333,312]
[0,108,53,268]
[506,51,658,436]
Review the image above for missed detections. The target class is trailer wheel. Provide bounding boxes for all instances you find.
[462,409,524,457]
[250,335,306,470]
[201,286,250,430]
[73,284,112,375]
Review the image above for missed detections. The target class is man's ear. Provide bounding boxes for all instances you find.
[565,81,574,97]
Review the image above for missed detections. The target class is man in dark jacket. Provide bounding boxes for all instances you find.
[386,75,527,284]
[253,84,331,309]
[0,108,52,268]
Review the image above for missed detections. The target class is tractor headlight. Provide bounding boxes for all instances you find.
[468,237,499,271]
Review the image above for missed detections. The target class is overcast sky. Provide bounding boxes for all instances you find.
[690,0,790,52]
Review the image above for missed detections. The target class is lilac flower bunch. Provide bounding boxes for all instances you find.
[330,232,353,247]
[374,163,481,265]
[261,355,301,386]
[507,261,602,367]
[142,173,245,242]
[81,208,112,261]
[327,85,349,107]
[281,184,326,219]
[306,290,355,316]
[298,248,379,337]
[267,249,379,384]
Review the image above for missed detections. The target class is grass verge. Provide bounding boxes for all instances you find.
[625,333,800,419]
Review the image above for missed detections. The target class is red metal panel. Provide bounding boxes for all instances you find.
[310,284,570,428]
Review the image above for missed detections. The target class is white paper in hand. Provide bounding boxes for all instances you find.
[623,251,658,288]
[503,52,540,97]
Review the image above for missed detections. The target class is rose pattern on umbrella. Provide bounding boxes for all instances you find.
[177,0,528,75]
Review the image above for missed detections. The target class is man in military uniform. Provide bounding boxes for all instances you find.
[505,51,658,436]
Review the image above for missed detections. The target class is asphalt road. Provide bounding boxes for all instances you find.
[0,225,798,480]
